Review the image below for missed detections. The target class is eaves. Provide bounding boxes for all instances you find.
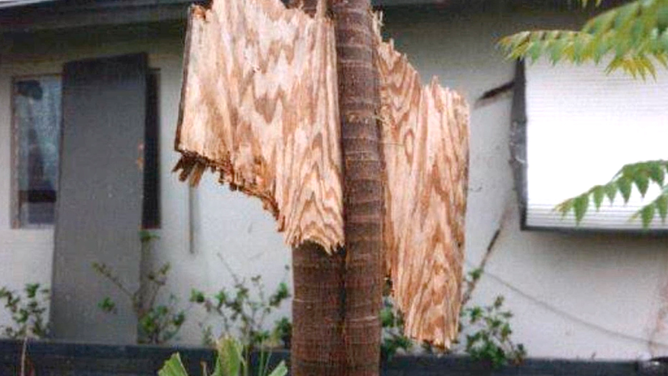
[0,0,455,34]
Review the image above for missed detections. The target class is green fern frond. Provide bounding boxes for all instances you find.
[555,160,668,226]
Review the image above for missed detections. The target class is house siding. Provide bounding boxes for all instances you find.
[0,2,666,359]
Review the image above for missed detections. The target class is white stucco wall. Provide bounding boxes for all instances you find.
[1,2,667,360]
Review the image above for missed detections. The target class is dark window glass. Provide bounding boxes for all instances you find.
[13,76,62,227]
[142,71,160,229]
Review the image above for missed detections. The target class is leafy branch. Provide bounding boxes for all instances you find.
[555,160,668,226]
[94,231,189,344]
[500,0,668,78]
[191,260,291,352]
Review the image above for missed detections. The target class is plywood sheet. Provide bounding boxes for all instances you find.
[377,36,470,348]
[174,0,343,251]
[53,54,146,343]
[174,0,470,348]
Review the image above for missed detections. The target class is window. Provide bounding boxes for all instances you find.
[142,71,160,229]
[12,75,61,227]
[512,60,668,231]
[11,71,160,229]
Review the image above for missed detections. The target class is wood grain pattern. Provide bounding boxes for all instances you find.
[174,0,344,252]
[174,0,469,349]
[376,31,470,348]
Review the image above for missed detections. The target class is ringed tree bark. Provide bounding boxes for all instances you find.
[290,0,384,375]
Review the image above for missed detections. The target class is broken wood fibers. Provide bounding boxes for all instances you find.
[174,0,470,349]
[174,0,344,251]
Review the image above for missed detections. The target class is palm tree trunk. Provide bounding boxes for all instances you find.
[292,242,347,375]
[331,0,383,373]
[290,0,383,375]
[292,0,383,376]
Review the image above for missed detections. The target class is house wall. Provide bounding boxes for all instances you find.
[0,22,293,344]
[379,3,668,360]
[0,2,667,359]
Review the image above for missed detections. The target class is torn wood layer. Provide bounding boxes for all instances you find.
[377,33,470,348]
[174,0,344,251]
[174,0,470,348]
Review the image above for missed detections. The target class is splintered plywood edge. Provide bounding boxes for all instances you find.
[377,26,470,348]
[174,0,344,252]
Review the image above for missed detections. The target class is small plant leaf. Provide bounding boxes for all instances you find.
[573,195,590,224]
[641,203,656,228]
[190,289,206,304]
[217,336,244,376]
[98,297,117,314]
[604,183,617,204]
[25,284,39,298]
[592,186,605,210]
[556,199,574,218]
[380,308,394,327]
[267,361,288,376]
[634,171,650,197]
[158,353,189,376]
[657,194,668,223]
[469,268,483,282]
[617,177,632,203]
[649,163,666,186]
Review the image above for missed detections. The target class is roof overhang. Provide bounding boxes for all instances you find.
[0,0,205,33]
[0,0,55,9]
[0,0,445,33]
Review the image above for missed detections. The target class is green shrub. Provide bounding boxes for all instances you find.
[462,296,526,368]
[380,294,412,361]
[379,269,526,368]
[0,283,50,339]
[191,266,291,351]
[94,231,188,344]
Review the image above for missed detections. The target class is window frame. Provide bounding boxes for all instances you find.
[11,73,62,229]
[510,60,668,235]
[10,69,162,230]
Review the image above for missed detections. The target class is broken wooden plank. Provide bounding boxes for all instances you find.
[174,0,344,251]
[377,35,470,348]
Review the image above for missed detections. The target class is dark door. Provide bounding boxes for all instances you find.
[51,54,147,343]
